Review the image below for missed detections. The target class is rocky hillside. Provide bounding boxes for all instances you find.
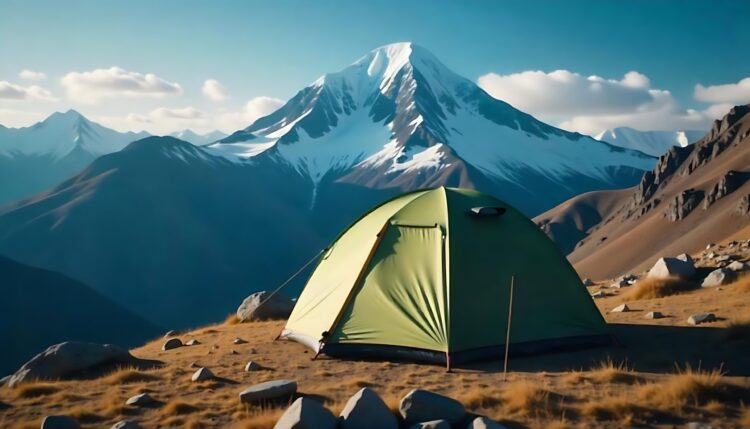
[535,104,750,280]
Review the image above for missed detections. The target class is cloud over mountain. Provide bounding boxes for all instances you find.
[0,81,56,101]
[694,76,750,105]
[61,66,182,103]
[202,79,229,101]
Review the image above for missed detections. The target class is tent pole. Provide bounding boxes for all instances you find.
[503,274,515,382]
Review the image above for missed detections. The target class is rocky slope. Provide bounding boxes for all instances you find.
[536,104,750,279]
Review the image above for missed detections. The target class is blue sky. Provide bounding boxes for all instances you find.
[1,0,749,134]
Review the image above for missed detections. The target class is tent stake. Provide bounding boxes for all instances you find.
[503,275,515,382]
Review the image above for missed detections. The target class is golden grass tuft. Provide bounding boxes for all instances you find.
[13,382,60,399]
[460,386,503,409]
[731,274,750,292]
[624,276,694,300]
[587,359,639,384]
[103,368,160,384]
[500,380,557,417]
[224,314,240,325]
[343,376,377,389]
[235,406,286,429]
[579,395,642,422]
[162,399,200,416]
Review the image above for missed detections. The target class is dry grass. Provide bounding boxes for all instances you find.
[579,395,643,422]
[224,314,240,325]
[624,276,695,300]
[161,399,200,416]
[12,382,60,399]
[235,406,286,429]
[732,274,750,292]
[103,368,160,384]
[461,386,503,409]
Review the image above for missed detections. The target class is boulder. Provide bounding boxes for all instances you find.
[274,396,337,429]
[237,291,295,322]
[727,261,749,272]
[701,268,735,287]
[191,367,215,382]
[687,313,716,325]
[111,421,142,429]
[162,338,183,351]
[8,342,142,388]
[41,416,79,429]
[185,339,201,346]
[244,361,262,372]
[468,416,508,429]
[399,389,465,424]
[409,420,451,429]
[126,393,157,407]
[645,311,664,319]
[610,304,630,313]
[239,379,297,404]
[647,257,695,279]
[339,387,398,429]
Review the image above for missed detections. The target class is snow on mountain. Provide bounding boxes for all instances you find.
[167,129,227,146]
[595,127,706,157]
[0,109,149,159]
[209,42,655,208]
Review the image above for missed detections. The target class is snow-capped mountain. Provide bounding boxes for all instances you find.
[595,127,705,157]
[210,42,655,214]
[0,110,149,205]
[168,129,227,146]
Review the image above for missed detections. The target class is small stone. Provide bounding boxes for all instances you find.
[727,261,749,272]
[231,350,238,355]
[645,311,664,319]
[582,278,594,286]
[191,367,215,382]
[41,416,79,429]
[111,421,142,429]
[162,338,182,351]
[233,338,247,345]
[244,361,262,372]
[408,420,451,429]
[591,291,609,299]
[185,339,201,346]
[189,362,201,368]
[468,416,508,429]
[239,379,297,404]
[706,243,715,250]
[609,279,629,289]
[687,313,716,325]
[610,304,630,313]
[126,393,156,407]
[701,268,735,287]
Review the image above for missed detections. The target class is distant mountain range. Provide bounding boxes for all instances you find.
[595,127,705,157]
[536,105,750,279]
[0,43,659,329]
[169,129,227,146]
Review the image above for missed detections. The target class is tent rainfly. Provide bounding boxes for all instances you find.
[281,187,610,367]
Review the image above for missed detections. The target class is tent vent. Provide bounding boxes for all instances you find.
[469,206,506,217]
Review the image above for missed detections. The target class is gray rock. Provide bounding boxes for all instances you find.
[591,291,609,298]
[399,389,465,424]
[237,291,295,322]
[274,396,337,429]
[609,279,629,289]
[233,338,247,345]
[126,393,156,407]
[163,330,180,338]
[727,261,749,272]
[111,421,142,429]
[185,339,201,346]
[610,304,630,313]
[191,367,215,382]
[706,243,715,250]
[9,342,139,388]
[715,255,733,263]
[162,338,182,351]
[582,278,594,286]
[244,361,262,372]
[239,379,297,404]
[409,420,451,429]
[41,416,79,429]
[647,256,695,279]
[665,189,704,221]
[339,387,398,429]
[701,268,735,287]
[645,311,664,319]
[688,313,716,325]
[737,194,750,216]
[468,416,508,429]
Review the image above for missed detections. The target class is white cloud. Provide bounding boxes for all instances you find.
[202,79,229,101]
[477,69,725,135]
[215,96,284,131]
[694,76,750,105]
[19,69,46,80]
[122,106,208,132]
[61,66,182,103]
[0,81,57,101]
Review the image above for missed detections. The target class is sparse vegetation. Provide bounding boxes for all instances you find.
[103,368,160,384]
[161,399,200,416]
[624,276,695,300]
[12,382,60,399]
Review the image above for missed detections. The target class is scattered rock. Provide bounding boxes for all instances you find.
[701,268,735,287]
[399,389,465,424]
[727,261,749,272]
[339,387,398,429]
[236,291,295,322]
[185,339,201,346]
[231,350,238,355]
[647,256,695,279]
[582,278,594,286]
[610,304,630,313]
[238,379,297,404]
[111,421,142,429]
[664,189,704,221]
[408,420,451,429]
[706,243,715,250]
[591,290,609,299]
[191,367,215,382]
[704,170,749,209]
[645,311,664,319]
[468,416,508,429]
[8,342,145,388]
[274,396,337,429]
[162,338,183,351]
[233,338,247,345]
[688,313,716,325]
[715,255,733,263]
[609,279,629,289]
[126,393,157,407]
[244,361,262,372]
[737,194,750,216]
[41,416,79,429]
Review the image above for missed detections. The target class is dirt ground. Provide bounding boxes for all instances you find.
[2,257,750,428]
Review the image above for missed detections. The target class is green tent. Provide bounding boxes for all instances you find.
[282,187,609,366]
